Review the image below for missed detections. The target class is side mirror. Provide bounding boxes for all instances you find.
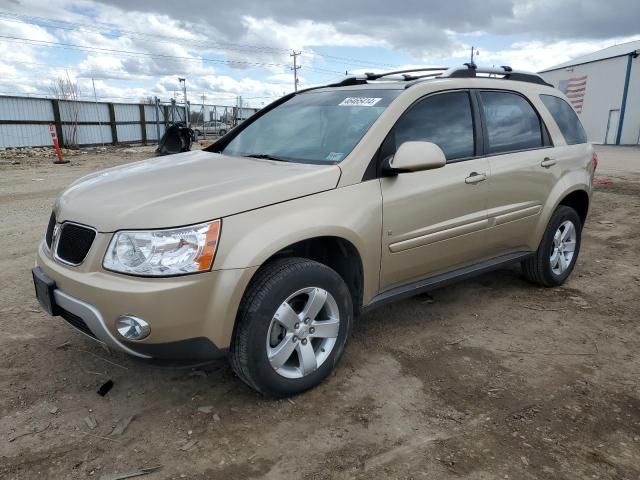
[386,141,446,173]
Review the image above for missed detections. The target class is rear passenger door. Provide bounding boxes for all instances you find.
[477,90,557,255]
[379,91,492,290]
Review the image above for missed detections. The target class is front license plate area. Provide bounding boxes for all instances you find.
[32,267,60,316]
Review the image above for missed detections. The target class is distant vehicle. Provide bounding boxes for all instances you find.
[193,120,230,137]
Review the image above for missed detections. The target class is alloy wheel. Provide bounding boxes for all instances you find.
[266,287,340,379]
[550,220,576,275]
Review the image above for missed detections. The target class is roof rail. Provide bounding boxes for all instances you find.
[321,64,552,89]
[439,63,552,86]
[364,67,448,80]
[329,67,448,87]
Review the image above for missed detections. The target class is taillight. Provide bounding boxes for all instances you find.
[591,151,598,172]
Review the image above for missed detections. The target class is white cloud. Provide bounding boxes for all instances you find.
[1,0,639,105]
[463,36,640,72]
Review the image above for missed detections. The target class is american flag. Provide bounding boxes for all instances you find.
[558,76,588,113]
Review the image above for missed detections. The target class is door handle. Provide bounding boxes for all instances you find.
[465,172,487,184]
[541,157,557,168]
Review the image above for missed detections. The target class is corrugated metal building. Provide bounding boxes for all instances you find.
[539,40,640,145]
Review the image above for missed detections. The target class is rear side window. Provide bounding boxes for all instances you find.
[540,94,587,145]
[393,91,475,161]
[479,91,543,154]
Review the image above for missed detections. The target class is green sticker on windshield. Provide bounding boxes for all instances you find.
[326,152,344,161]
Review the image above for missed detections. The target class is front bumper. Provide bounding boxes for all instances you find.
[35,239,258,362]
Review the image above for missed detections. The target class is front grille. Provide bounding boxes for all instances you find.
[60,309,97,339]
[45,212,56,248]
[55,223,96,265]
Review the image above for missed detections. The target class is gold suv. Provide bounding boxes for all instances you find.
[33,65,596,396]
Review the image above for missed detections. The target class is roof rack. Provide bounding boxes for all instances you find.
[325,63,552,88]
[437,63,552,86]
[328,67,448,87]
[364,67,448,80]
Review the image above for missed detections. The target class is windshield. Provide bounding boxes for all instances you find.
[222,89,400,164]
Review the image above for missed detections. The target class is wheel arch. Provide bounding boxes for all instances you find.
[245,235,365,316]
[558,189,590,227]
[532,176,592,250]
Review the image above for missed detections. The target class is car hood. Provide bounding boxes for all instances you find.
[55,150,342,232]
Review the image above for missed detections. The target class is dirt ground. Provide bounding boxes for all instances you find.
[1,145,639,480]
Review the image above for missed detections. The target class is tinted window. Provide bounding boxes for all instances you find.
[480,91,543,154]
[393,91,475,161]
[540,94,587,145]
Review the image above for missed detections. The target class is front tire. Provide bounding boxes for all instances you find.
[522,205,582,287]
[230,258,353,397]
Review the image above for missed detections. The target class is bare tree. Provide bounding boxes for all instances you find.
[49,72,81,148]
[140,96,156,105]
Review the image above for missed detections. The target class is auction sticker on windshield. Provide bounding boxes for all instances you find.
[339,97,382,107]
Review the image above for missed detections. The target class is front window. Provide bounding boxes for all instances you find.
[221,90,400,164]
[392,91,475,161]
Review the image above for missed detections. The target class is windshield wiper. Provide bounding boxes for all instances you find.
[243,153,289,162]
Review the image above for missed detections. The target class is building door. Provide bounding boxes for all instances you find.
[605,109,620,144]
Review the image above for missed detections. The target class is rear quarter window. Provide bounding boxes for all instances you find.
[539,94,588,145]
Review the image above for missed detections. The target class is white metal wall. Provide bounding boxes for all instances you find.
[144,104,161,122]
[0,96,248,148]
[59,100,110,123]
[146,123,166,141]
[116,124,141,142]
[620,55,640,144]
[0,96,54,121]
[540,56,634,144]
[75,125,113,145]
[114,104,140,122]
[0,124,52,148]
[0,97,55,148]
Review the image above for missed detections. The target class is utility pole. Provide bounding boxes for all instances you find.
[201,93,206,138]
[154,96,161,142]
[178,77,189,127]
[290,50,301,92]
[91,77,104,147]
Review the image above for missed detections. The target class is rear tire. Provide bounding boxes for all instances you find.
[230,257,353,397]
[521,205,582,287]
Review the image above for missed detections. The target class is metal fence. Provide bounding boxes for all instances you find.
[0,95,259,149]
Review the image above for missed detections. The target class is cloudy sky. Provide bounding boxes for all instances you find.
[0,0,638,107]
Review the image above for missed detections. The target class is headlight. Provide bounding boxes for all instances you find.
[103,220,221,276]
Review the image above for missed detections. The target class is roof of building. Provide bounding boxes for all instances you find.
[539,39,640,72]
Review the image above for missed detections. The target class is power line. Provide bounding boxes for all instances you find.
[0,89,280,102]
[0,11,399,70]
[0,35,298,69]
[0,12,291,55]
[0,34,346,76]
[300,51,400,69]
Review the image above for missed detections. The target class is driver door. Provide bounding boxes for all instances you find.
[379,91,492,290]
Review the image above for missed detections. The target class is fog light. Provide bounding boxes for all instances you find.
[115,315,150,340]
